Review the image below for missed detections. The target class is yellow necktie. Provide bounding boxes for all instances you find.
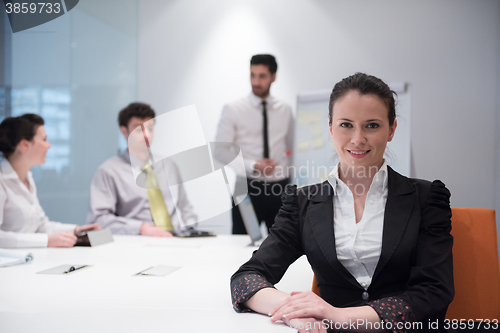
[143,164,174,231]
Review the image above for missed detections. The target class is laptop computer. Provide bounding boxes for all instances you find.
[236,195,267,246]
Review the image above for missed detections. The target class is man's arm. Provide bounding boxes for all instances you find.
[86,167,144,235]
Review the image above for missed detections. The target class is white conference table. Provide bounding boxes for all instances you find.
[0,235,313,333]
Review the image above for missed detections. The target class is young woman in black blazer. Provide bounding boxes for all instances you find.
[231,73,453,333]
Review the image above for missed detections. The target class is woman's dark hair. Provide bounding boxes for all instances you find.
[0,113,45,158]
[328,73,396,126]
[118,102,156,128]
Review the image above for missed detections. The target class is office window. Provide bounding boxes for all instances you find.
[11,87,71,173]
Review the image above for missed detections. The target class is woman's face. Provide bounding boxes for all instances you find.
[27,125,51,165]
[329,91,397,172]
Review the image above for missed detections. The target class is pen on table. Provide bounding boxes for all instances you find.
[135,267,154,276]
[64,265,88,274]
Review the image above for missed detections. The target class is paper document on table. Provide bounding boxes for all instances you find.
[0,249,33,267]
[37,264,92,275]
[134,265,181,277]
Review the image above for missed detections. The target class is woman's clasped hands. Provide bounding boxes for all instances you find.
[270,291,341,333]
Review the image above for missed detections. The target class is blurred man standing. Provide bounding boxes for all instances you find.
[215,55,293,234]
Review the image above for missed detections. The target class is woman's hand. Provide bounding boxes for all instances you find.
[47,231,77,247]
[270,291,338,323]
[286,317,328,333]
[74,224,100,235]
[272,292,384,332]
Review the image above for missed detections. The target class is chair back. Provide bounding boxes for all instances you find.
[312,275,320,296]
[446,207,500,319]
[311,208,500,320]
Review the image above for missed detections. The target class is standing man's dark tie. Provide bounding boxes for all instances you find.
[262,101,269,158]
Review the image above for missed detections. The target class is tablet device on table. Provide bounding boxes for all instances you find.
[172,230,216,238]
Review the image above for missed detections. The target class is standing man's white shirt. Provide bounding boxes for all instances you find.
[0,159,76,248]
[215,92,294,181]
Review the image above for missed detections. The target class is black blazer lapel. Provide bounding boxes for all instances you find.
[307,181,361,288]
[372,167,417,281]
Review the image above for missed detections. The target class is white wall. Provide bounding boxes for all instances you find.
[138,0,500,231]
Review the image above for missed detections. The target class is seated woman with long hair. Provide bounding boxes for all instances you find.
[231,73,453,333]
[0,114,99,248]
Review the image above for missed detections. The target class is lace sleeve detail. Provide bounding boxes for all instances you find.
[231,273,275,313]
[369,297,416,333]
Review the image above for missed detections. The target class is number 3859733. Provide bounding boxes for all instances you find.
[444,319,498,330]
[5,2,61,14]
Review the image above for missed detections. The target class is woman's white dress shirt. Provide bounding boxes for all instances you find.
[328,160,389,290]
[0,159,76,248]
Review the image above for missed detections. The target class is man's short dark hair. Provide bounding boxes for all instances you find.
[118,102,156,128]
[250,54,277,74]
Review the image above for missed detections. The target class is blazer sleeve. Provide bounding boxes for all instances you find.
[230,184,305,312]
[369,180,454,328]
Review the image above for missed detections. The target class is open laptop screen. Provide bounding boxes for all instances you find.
[236,195,262,245]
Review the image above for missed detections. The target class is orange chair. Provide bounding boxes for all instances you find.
[446,208,500,320]
[312,275,320,297]
[311,208,500,320]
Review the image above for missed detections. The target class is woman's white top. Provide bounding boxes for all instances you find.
[0,159,76,248]
[328,160,389,290]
